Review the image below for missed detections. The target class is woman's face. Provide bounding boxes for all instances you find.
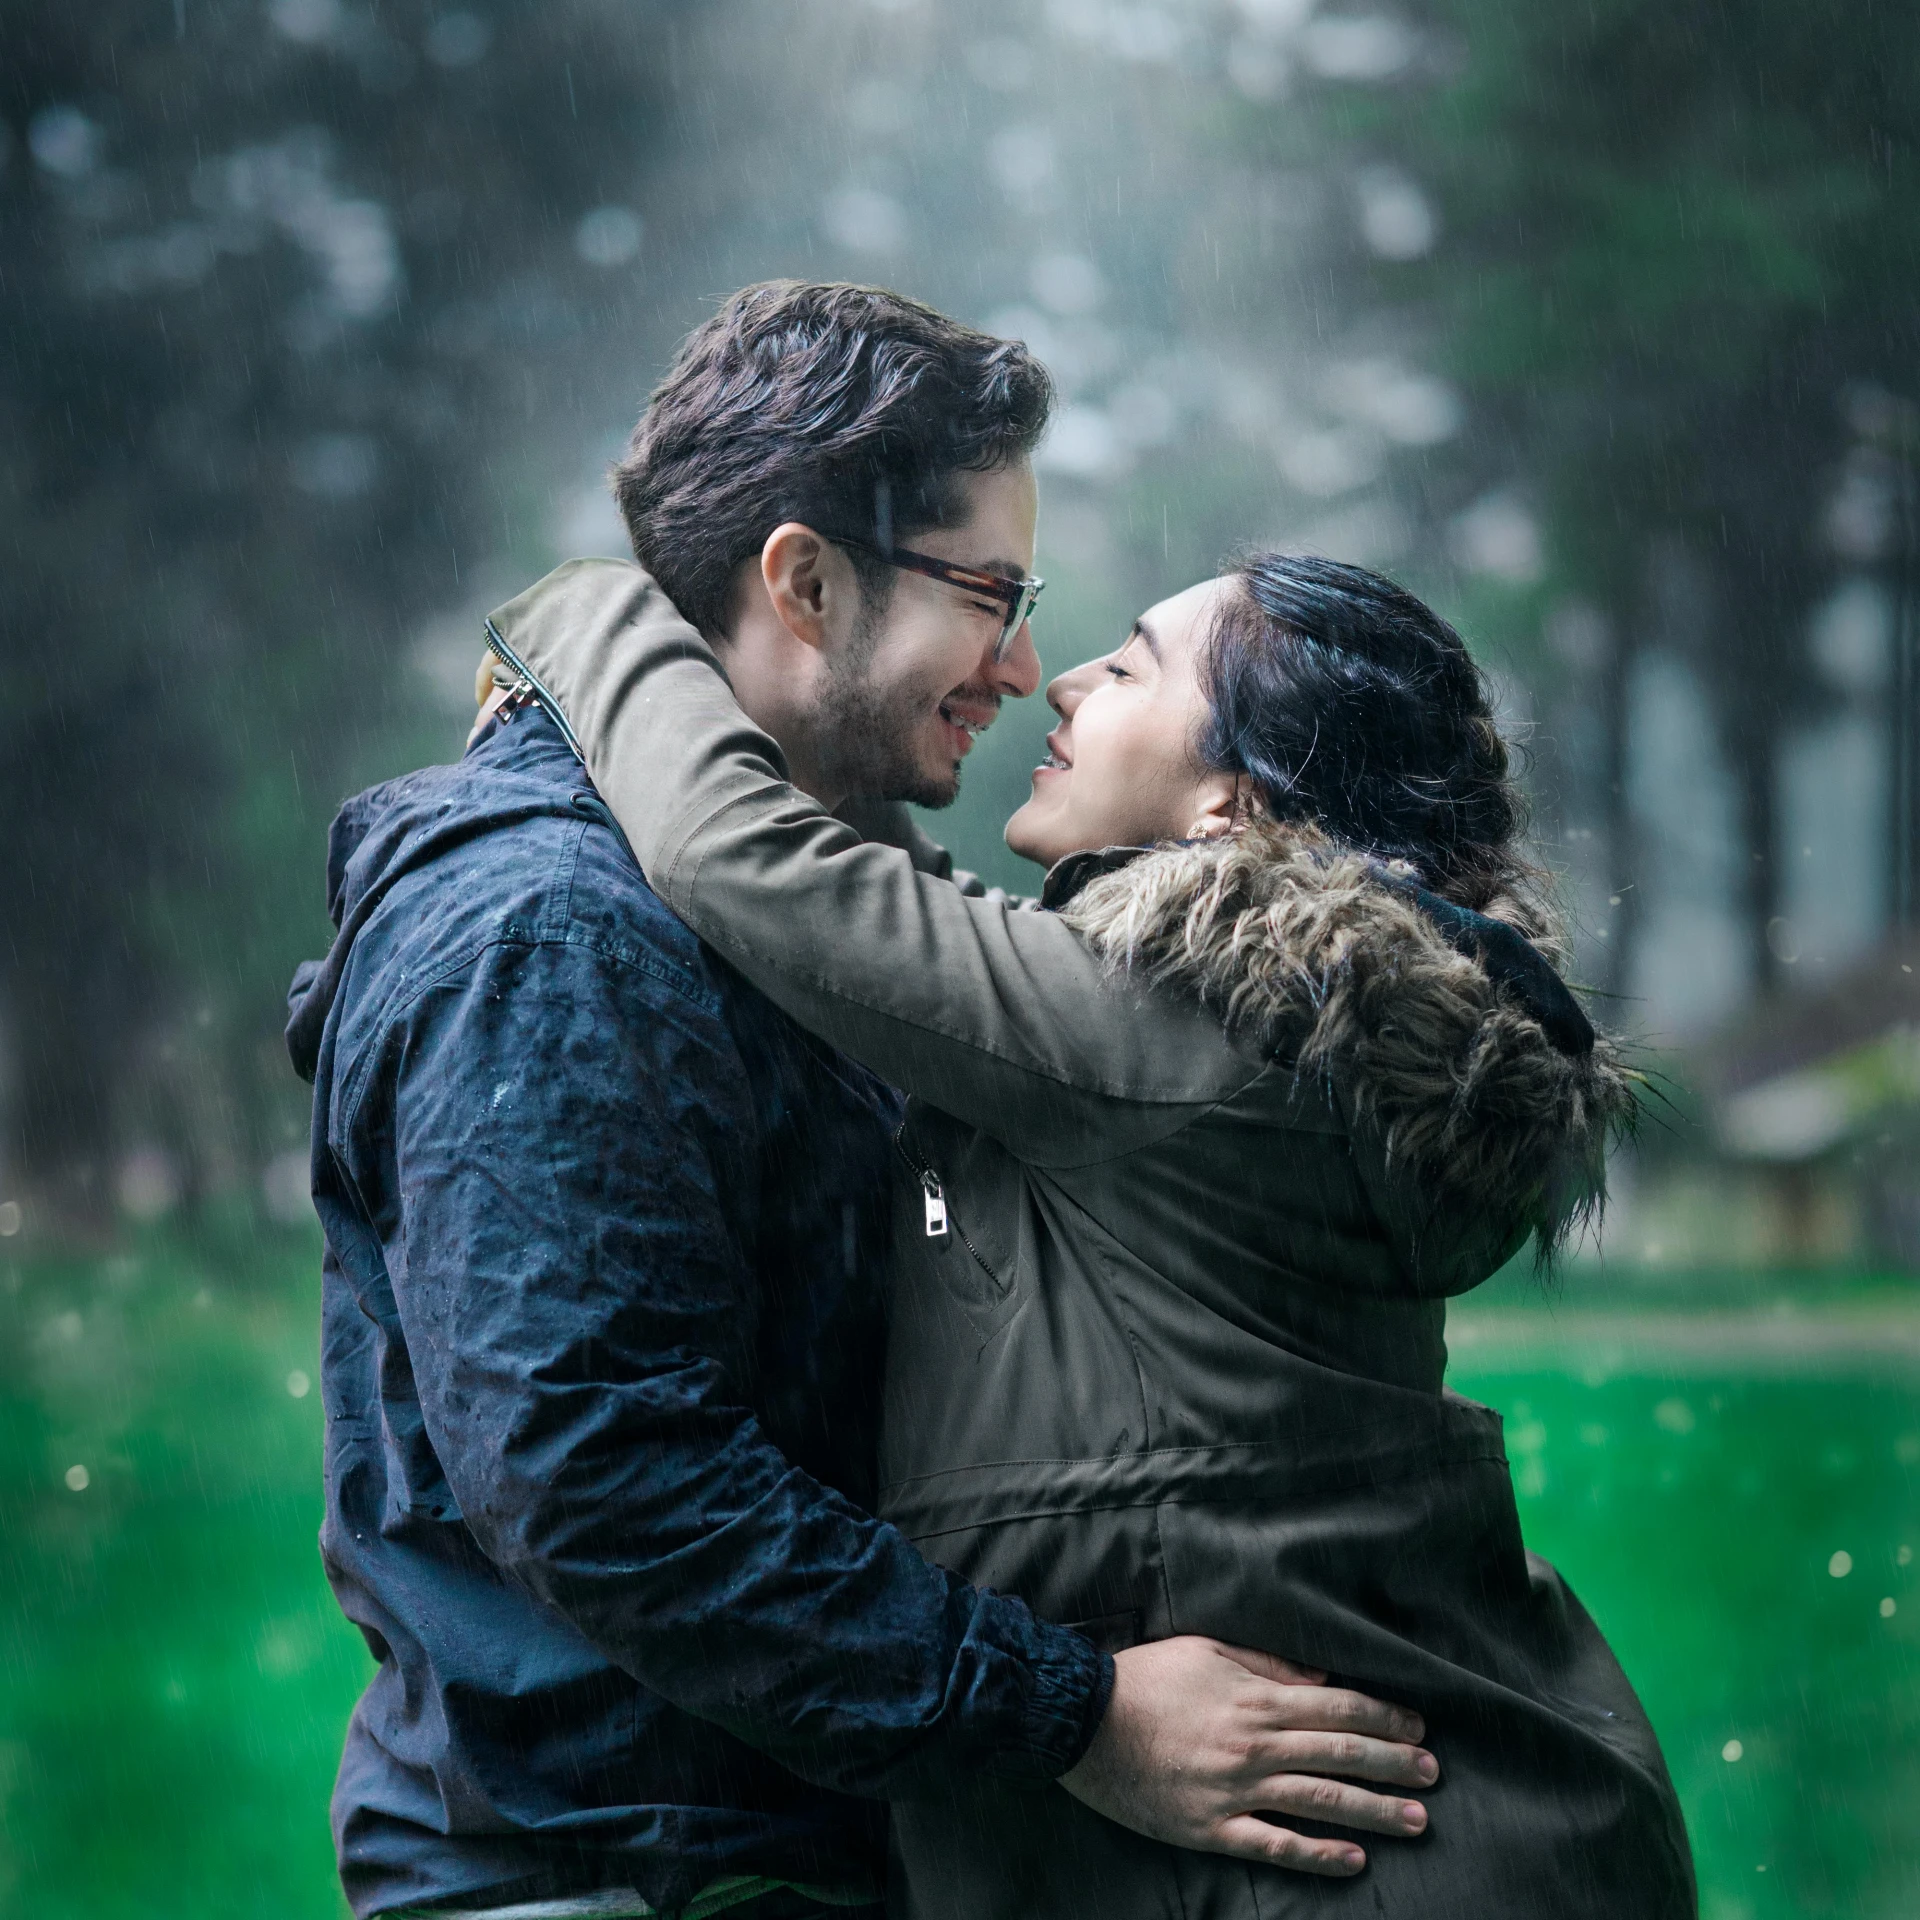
[1004,575,1246,870]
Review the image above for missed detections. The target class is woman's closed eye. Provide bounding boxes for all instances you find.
[1104,660,1133,681]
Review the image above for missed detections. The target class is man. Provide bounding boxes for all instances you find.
[288,282,1434,1920]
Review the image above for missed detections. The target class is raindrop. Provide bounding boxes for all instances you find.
[1227,39,1292,101]
[1452,492,1542,583]
[261,1151,314,1226]
[1030,252,1105,316]
[65,1464,90,1492]
[1278,427,1381,499]
[424,11,491,67]
[286,1369,312,1399]
[965,38,1034,92]
[1880,1597,1897,1618]
[290,433,380,500]
[821,187,907,254]
[267,0,342,44]
[1363,369,1460,445]
[116,1148,181,1222]
[1809,578,1893,696]
[847,78,914,135]
[575,206,644,268]
[1107,382,1178,449]
[987,126,1056,199]
[28,105,101,180]
[1035,406,1126,481]
[1899,1543,1914,1564]
[1299,15,1414,80]
[1720,1738,1743,1763]
[0,1200,20,1237]
[1829,1549,1853,1578]
[1235,0,1316,26]
[1825,449,1895,560]
[1353,166,1436,260]
[1653,1397,1696,1436]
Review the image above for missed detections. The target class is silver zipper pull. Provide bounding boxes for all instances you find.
[921,1172,949,1239]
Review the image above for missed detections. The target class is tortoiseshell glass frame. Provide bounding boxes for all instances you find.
[836,538,1044,660]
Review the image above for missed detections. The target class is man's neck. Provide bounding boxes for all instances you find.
[711,624,842,810]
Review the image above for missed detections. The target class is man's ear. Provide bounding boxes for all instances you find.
[761,523,859,655]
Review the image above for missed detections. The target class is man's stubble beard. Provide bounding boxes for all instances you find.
[815,601,975,810]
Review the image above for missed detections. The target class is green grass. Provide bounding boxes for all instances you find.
[0,1230,363,1919]
[1,1237,1915,1917]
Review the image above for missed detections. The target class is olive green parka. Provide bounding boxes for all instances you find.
[490,560,1695,1920]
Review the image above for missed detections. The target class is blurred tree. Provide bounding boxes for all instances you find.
[1271,0,1920,994]
[1,0,679,1212]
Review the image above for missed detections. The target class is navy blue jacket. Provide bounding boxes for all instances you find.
[286,707,1108,1919]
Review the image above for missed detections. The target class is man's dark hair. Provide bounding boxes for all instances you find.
[612,281,1053,637]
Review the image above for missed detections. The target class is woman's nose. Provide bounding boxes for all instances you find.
[1046,661,1095,720]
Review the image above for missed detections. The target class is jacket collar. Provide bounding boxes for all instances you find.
[1048,820,1632,1255]
[1040,844,1153,912]
[1044,838,1591,1058]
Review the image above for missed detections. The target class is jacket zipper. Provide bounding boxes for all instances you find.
[484,618,587,765]
[891,1128,1001,1282]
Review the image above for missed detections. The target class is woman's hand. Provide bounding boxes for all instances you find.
[1059,1636,1438,1877]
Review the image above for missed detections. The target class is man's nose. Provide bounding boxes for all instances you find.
[988,618,1043,699]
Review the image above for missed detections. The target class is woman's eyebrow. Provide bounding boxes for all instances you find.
[1129,618,1162,661]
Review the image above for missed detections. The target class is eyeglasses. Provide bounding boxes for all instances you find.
[835,538,1044,662]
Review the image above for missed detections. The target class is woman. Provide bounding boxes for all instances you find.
[489,551,1694,1918]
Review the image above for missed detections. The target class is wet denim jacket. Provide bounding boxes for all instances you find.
[286,707,1107,1919]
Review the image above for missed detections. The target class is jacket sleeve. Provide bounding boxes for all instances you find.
[490,559,1245,1165]
[354,925,1107,1798]
[831,795,1035,907]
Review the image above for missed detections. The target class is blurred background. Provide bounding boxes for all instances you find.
[2,1,1916,1915]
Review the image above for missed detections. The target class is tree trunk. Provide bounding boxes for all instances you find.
[1892,457,1920,931]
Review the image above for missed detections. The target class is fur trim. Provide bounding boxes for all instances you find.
[1058,822,1635,1255]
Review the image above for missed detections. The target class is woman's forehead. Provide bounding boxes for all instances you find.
[1138,576,1234,658]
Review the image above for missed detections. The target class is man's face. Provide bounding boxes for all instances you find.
[815,461,1042,808]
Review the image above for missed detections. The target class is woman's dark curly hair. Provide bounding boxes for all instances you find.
[1198,552,1551,935]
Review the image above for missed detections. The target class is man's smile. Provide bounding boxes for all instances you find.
[937,692,1000,754]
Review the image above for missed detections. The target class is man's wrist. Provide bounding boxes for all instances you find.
[995,1615,1115,1782]
[1069,1645,1118,1770]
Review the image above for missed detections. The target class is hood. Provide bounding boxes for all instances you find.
[286,722,586,1083]
[1054,821,1636,1257]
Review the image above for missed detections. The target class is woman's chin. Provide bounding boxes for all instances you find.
[1003,798,1057,869]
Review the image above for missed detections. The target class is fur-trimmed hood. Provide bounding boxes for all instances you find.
[1051,821,1635,1255]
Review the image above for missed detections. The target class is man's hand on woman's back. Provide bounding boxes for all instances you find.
[1060,1637,1437,1877]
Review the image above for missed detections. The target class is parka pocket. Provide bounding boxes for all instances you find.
[891,1107,1036,1338]
[1062,1606,1146,1654]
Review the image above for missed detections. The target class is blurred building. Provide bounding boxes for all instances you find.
[1606,936,1920,1273]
